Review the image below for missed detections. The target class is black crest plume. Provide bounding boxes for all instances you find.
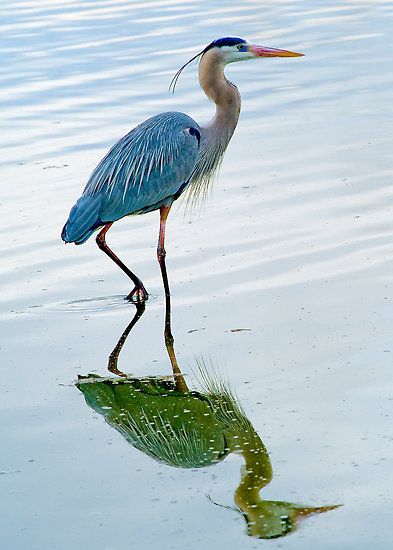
[169,37,246,93]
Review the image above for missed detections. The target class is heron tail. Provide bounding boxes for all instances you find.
[61,194,102,245]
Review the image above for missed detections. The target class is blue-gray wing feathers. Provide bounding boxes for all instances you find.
[62,112,200,244]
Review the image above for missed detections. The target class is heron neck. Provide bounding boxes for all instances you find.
[198,49,241,141]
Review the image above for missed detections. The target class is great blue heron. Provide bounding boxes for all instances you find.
[61,37,303,302]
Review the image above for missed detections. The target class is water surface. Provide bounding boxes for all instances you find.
[1,1,393,549]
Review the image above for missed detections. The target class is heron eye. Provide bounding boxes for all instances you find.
[237,44,243,51]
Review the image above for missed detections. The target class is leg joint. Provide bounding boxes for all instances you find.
[165,332,174,347]
[96,223,111,249]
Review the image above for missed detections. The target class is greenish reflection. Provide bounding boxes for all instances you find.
[77,297,340,539]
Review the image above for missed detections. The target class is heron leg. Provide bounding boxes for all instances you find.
[157,206,171,297]
[157,208,188,392]
[96,223,148,303]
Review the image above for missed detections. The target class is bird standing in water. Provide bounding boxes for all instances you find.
[61,37,303,302]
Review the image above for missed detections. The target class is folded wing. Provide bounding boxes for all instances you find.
[62,111,200,244]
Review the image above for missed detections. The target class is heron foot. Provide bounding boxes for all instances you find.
[125,285,149,303]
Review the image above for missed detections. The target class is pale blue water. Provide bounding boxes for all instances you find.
[1,1,393,549]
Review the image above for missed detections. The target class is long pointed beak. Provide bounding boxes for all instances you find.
[249,45,304,58]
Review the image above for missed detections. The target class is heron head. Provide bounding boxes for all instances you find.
[169,36,303,92]
[202,36,304,64]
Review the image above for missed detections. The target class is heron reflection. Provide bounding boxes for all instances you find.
[77,298,340,539]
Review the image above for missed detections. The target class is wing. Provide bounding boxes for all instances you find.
[84,111,200,222]
[62,111,200,244]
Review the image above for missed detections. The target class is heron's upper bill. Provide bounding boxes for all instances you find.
[248,45,304,58]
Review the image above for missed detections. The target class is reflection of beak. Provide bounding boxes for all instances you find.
[249,45,304,58]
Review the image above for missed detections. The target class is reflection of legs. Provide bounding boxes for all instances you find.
[96,223,148,303]
[157,206,188,393]
[108,302,146,376]
[164,294,188,393]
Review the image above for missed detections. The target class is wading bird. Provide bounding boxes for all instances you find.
[62,37,303,302]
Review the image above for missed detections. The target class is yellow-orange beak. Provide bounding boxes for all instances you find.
[249,45,304,58]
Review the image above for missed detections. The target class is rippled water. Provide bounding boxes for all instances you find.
[2,1,393,549]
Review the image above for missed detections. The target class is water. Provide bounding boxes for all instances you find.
[1,1,393,548]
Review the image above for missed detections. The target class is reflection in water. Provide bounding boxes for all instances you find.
[77,294,340,539]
